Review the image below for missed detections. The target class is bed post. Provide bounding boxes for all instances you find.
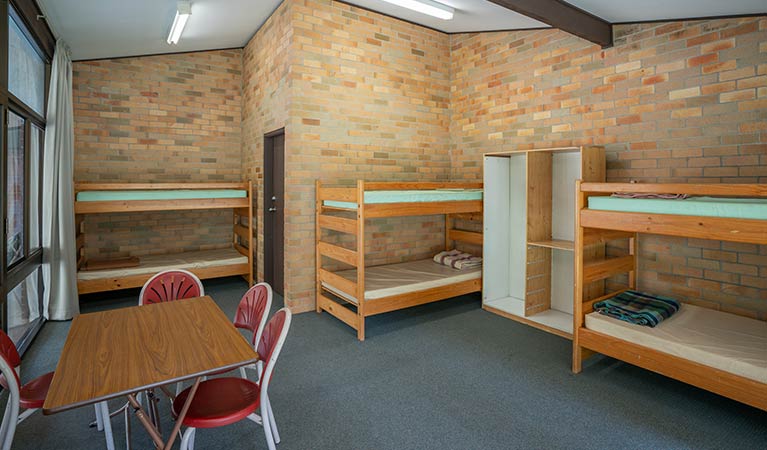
[356,180,366,341]
[315,180,322,314]
[573,179,585,373]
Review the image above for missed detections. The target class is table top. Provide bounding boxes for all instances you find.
[43,296,259,414]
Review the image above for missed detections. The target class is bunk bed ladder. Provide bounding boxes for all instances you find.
[572,180,638,373]
[315,180,365,340]
[232,181,254,285]
[75,215,85,271]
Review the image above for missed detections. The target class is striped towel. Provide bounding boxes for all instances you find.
[593,290,680,327]
[433,250,482,270]
[611,192,688,199]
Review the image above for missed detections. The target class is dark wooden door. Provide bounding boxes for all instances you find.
[264,130,285,296]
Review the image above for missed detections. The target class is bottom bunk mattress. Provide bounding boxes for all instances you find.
[77,248,248,280]
[585,303,767,383]
[322,258,481,304]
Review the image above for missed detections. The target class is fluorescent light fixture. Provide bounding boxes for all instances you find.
[167,1,191,45]
[379,0,454,20]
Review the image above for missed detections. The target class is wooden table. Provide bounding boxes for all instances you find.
[43,296,259,450]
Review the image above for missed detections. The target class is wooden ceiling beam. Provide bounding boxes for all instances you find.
[488,0,613,48]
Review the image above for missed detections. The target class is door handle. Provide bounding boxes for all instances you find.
[268,207,277,212]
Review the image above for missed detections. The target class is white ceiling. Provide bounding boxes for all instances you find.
[37,0,283,60]
[567,0,766,23]
[38,0,766,61]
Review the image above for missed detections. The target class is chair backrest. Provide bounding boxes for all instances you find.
[0,347,20,450]
[257,308,292,392]
[233,283,272,347]
[0,331,20,391]
[139,269,204,305]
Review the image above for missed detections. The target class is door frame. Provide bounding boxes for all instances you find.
[263,128,285,296]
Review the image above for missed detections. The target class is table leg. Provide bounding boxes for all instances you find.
[127,394,164,449]
[125,377,201,450]
[147,390,162,435]
[163,377,201,450]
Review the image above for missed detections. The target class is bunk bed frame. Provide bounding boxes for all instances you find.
[573,181,767,411]
[316,180,483,341]
[75,182,254,294]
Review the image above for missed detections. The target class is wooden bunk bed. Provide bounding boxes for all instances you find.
[75,182,254,294]
[573,181,767,411]
[316,180,483,341]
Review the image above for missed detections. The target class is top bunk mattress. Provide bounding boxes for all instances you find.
[323,189,483,209]
[585,303,767,383]
[77,248,248,280]
[588,196,767,220]
[76,190,247,202]
[321,258,481,304]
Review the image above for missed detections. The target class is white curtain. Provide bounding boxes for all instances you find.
[42,40,78,320]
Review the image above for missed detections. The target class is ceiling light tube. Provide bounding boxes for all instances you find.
[167,1,192,45]
[379,0,454,20]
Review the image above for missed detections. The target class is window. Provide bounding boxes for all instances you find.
[8,8,46,115]
[0,2,51,352]
[6,267,41,344]
[6,110,25,266]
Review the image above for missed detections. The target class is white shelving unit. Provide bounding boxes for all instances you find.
[482,146,605,338]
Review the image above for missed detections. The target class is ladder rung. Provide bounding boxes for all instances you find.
[583,255,635,284]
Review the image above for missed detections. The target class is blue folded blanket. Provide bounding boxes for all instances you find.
[593,290,680,327]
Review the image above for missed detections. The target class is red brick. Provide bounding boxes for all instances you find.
[688,53,718,67]
[617,114,641,125]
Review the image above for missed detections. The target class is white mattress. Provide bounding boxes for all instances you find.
[78,248,248,280]
[585,303,767,383]
[322,258,481,304]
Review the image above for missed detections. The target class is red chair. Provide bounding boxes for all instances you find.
[233,283,273,377]
[173,308,292,450]
[139,269,204,305]
[0,330,115,450]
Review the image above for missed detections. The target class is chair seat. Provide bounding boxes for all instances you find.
[19,371,54,409]
[173,377,261,429]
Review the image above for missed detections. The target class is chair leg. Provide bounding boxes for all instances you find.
[94,404,104,431]
[97,401,116,450]
[261,404,276,450]
[123,404,131,450]
[0,401,12,450]
[16,408,37,424]
[180,427,196,450]
[264,394,280,444]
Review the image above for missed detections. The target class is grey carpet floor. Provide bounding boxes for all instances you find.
[8,277,767,449]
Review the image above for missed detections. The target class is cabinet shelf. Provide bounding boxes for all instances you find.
[528,240,574,251]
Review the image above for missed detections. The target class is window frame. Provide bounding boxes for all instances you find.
[0,0,53,354]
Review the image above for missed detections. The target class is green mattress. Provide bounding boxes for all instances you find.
[588,196,767,220]
[76,190,247,202]
[323,189,483,209]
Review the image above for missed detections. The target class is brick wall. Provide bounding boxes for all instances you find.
[241,0,293,282]
[449,17,767,318]
[240,0,453,312]
[73,49,243,259]
[285,0,453,311]
[72,3,765,318]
